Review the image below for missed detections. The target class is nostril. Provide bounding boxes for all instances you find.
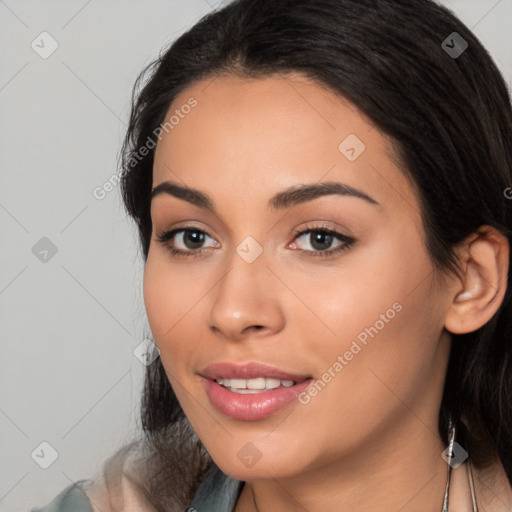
[244,325,265,334]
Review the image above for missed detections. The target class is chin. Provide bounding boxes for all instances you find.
[208,444,310,482]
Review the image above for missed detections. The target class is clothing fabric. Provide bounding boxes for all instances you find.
[28,480,94,512]
[185,463,244,511]
[28,466,244,512]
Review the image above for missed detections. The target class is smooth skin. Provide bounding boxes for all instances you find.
[140,73,511,512]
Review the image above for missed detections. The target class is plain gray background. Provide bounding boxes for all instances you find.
[1,1,511,510]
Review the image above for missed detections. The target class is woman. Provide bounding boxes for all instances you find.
[31,0,512,510]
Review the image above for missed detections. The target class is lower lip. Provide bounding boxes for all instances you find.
[202,378,312,421]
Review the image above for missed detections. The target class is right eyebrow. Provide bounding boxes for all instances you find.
[151,181,214,210]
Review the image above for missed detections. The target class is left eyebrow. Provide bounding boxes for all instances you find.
[150,180,379,211]
[268,181,379,211]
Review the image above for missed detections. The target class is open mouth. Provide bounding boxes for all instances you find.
[200,362,313,419]
[202,368,313,420]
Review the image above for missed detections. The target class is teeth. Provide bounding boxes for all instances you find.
[215,377,296,391]
[247,377,266,390]
[261,378,281,389]
[230,379,247,389]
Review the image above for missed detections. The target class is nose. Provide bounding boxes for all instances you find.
[207,248,286,342]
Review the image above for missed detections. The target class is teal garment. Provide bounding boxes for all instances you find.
[29,466,244,512]
[185,464,244,511]
[29,480,94,512]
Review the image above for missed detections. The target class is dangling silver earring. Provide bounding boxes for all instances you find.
[441,417,456,511]
[441,417,478,512]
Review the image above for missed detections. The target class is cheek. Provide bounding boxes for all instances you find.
[143,255,174,340]
[143,249,219,391]
[288,232,431,343]
[143,253,196,362]
[286,232,442,394]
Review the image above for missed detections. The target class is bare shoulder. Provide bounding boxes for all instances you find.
[472,456,512,512]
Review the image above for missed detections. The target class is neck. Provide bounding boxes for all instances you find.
[235,417,449,512]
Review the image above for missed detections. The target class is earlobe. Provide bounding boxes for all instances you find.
[444,226,509,335]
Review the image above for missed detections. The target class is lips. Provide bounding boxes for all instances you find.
[199,362,313,421]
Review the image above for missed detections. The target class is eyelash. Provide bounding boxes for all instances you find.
[155,224,355,259]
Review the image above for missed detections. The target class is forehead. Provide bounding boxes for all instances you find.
[152,73,416,215]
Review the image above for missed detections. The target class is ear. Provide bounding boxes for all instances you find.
[444,226,509,335]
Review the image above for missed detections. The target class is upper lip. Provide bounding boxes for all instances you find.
[200,362,311,382]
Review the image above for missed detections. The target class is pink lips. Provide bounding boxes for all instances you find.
[200,362,312,421]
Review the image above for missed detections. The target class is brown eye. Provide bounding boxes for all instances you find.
[308,231,335,251]
[291,227,355,258]
[180,230,206,249]
[156,228,219,256]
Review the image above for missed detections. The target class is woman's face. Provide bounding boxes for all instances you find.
[144,73,454,480]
